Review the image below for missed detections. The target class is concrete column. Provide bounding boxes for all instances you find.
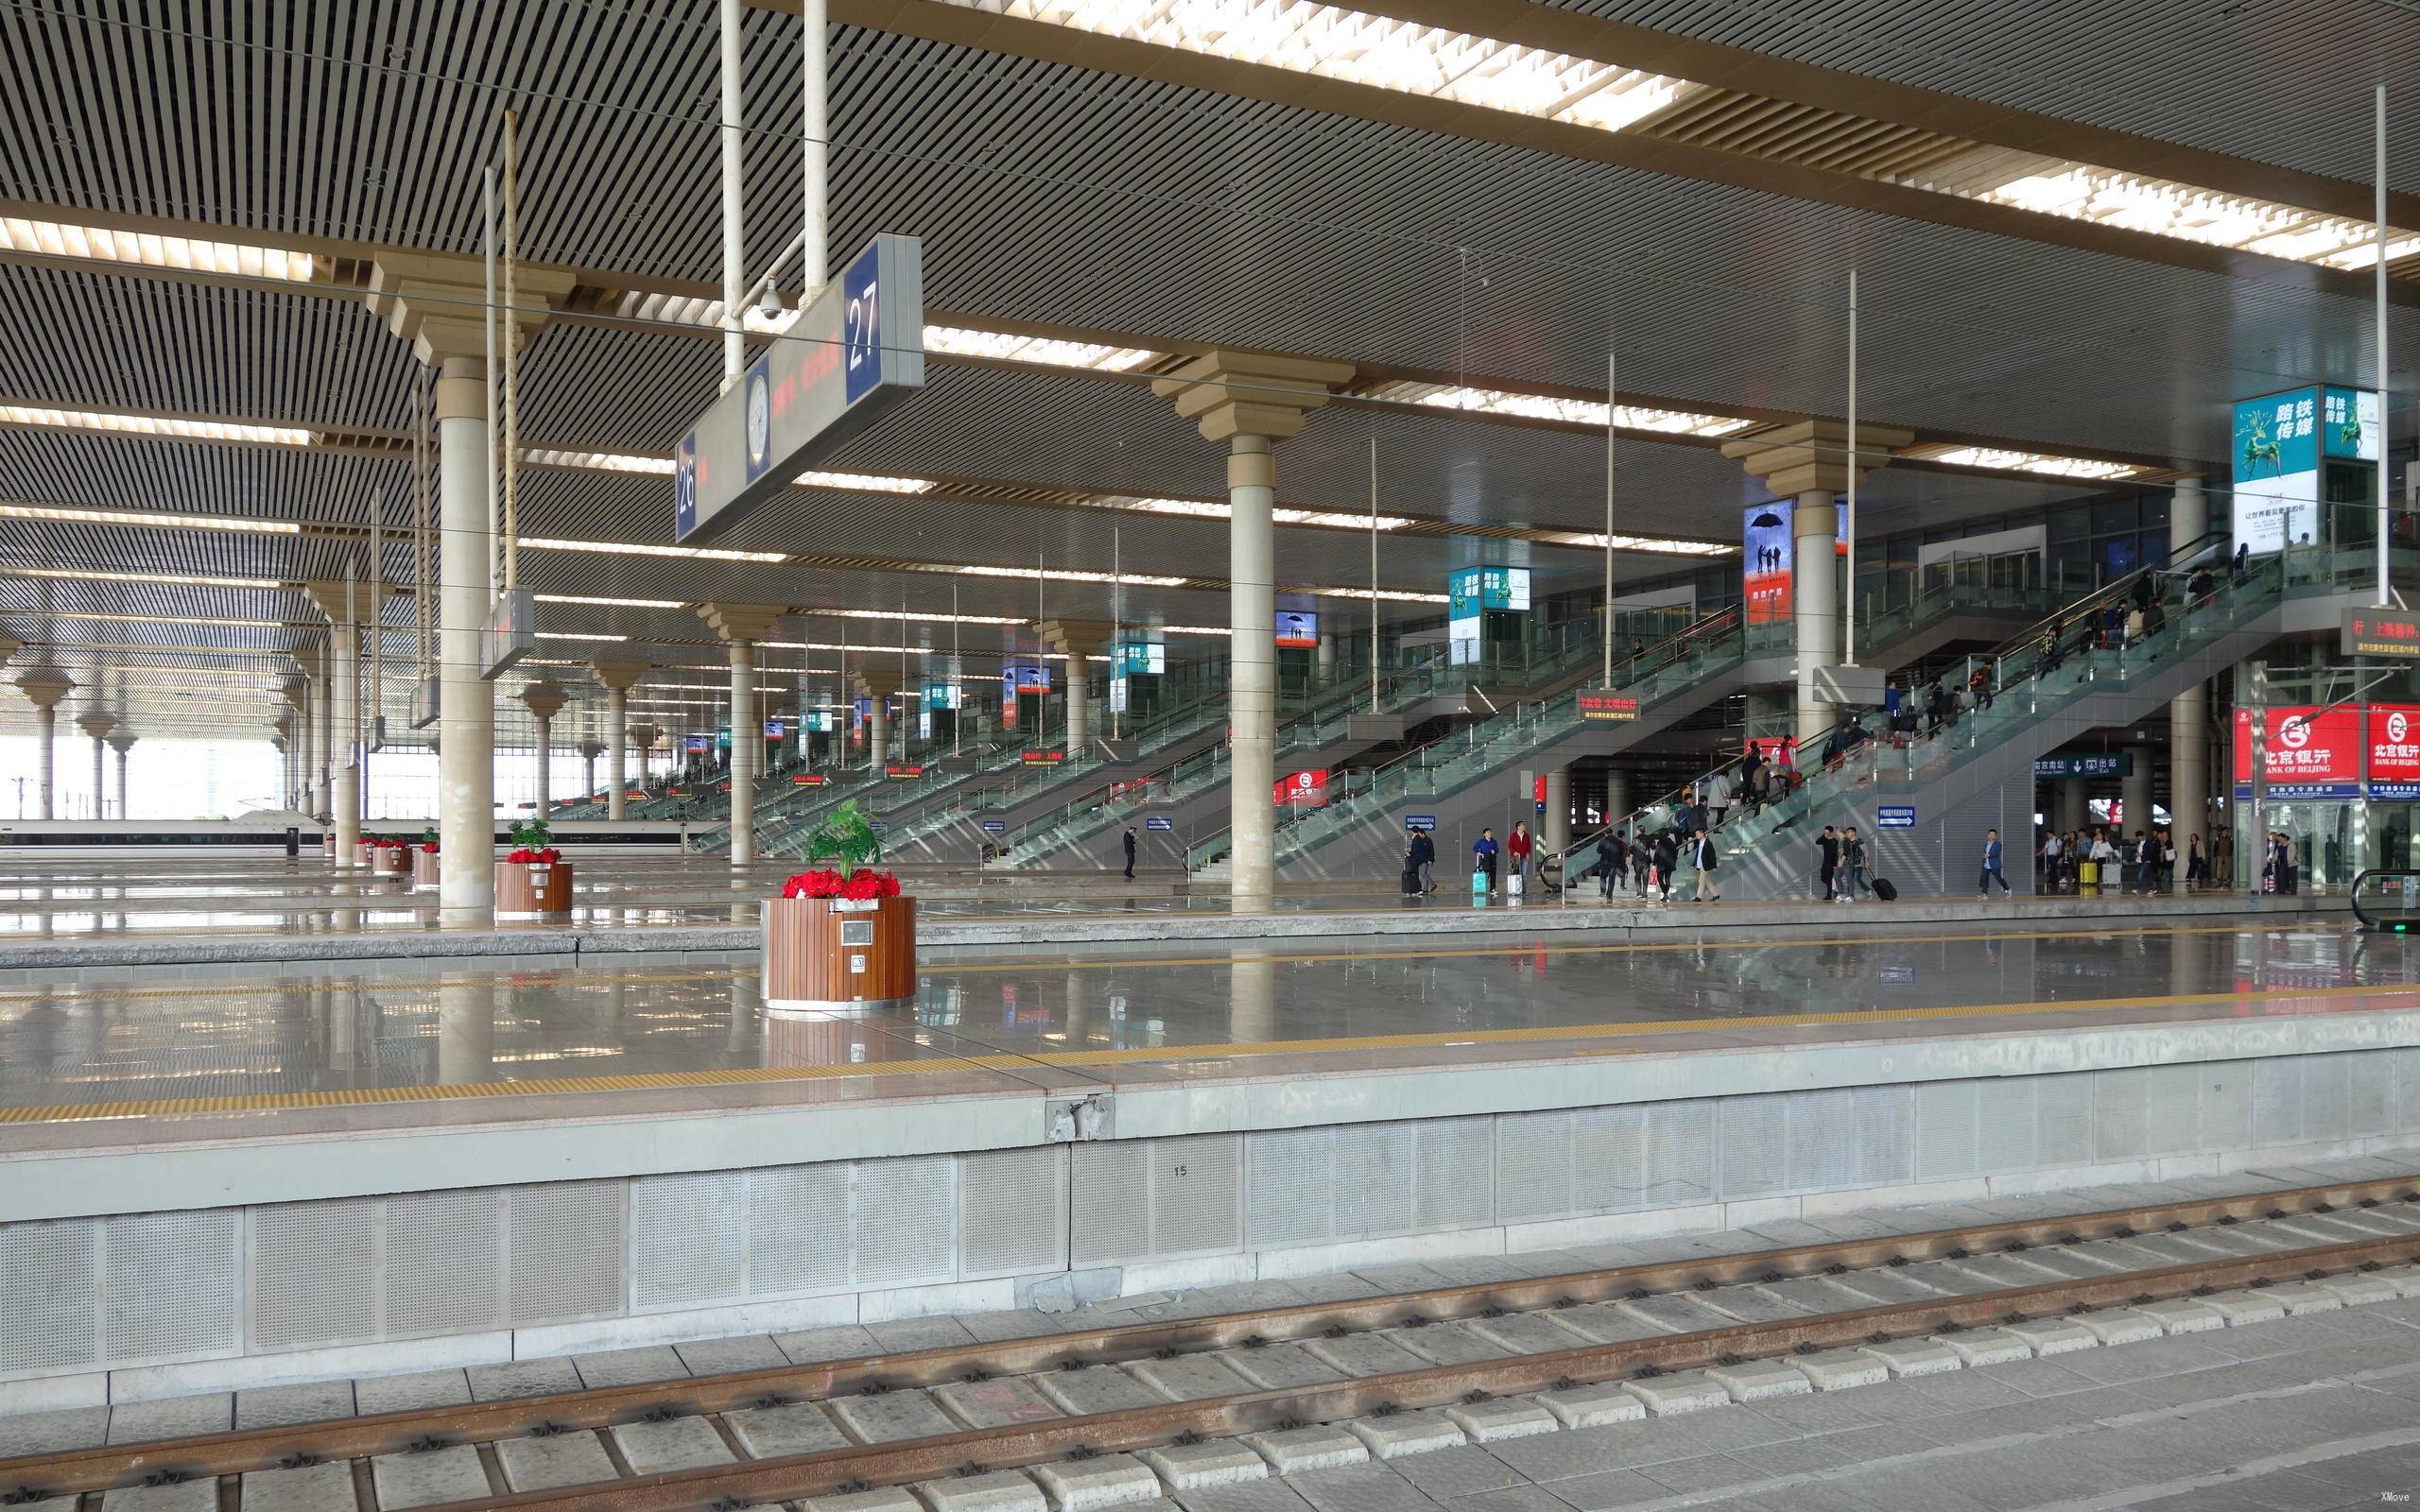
[578,738,603,804]
[1317,631,1336,683]
[436,355,494,913]
[870,694,891,768]
[1149,349,1355,915]
[17,671,72,820]
[1605,767,1631,827]
[107,732,134,820]
[312,662,333,819]
[1791,493,1840,746]
[1228,435,1278,911]
[1038,621,1110,758]
[2122,743,2155,845]
[2169,476,2209,859]
[2058,777,2088,833]
[78,714,113,822]
[590,662,648,820]
[325,613,361,866]
[697,607,785,868]
[629,723,657,793]
[520,682,568,819]
[1544,766,1571,862]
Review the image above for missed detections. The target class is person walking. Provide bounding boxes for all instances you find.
[1838,826,1869,902]
[1651,829,1679,903]
[2039,828,2063,893]
[1979,828,2012,897]
[1684,832,1722,900]
[1506,820,1534,896]
[1472,828,1499,896]
[1596,827,1625,900]
[2186,832,2207,891]
[1409,826,1437,895]
[2233,541,2250,578]
[2157,828,2176,893]
[1121,825,1137,880]
[1703,768,1734,831]
[1816,824,1840,900]
[2131,829,2156,894]
[1968,662,1995,713]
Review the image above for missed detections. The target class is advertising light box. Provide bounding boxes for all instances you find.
[1742,503,1794,626]
[2234,705,2363,797]
[2232,388,2322,553]
[1275,610,1319,648]
[1115,642,1166,675]
[1275,768,1329,808]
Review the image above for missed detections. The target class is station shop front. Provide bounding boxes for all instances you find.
[2234,703,2420,888]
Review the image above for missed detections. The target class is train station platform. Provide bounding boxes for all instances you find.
[3,904,2415,1413]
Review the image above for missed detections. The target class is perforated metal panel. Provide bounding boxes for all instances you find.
[2253,1057,2304,1148]
[1915,1081,1979,1182]
[1785,1090,1860,1193]
[854,1156,957,1288]
[1850,1085,1914,1188]
[1070,1141,1151,1268]
[631,1173,748,1310]
[0,1217,97,1374]
[2196,1067,2254,1158]
[251,1198,380,1350]
[959,1145,1068,1279]
[386,1189,503,1339]
[1333,1124,1418,1241]
[2302,1056,2351,1143]
[507,1181,626,1326]
[748,1163,852,1295]
[103,1211,240,1366]
[1717,1097,1789,1201]
[1974,1076,2038,1173]
[1150,1135,1242,1260]
[1248,1128,1336,1247]
[2142,1065,2200,1158]
[1495,1110,1575,1223]
[2035,1074,2096,1167]
[1645,1099,1719,1209]
[1415,1117,1495,1232]
[2093,1069,2152,1161]
[2348,1054,2394,1138]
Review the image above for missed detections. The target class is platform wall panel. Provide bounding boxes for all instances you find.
[14,1047,2420,1396]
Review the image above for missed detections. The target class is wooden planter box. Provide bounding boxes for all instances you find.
[371,847,409,877]
[411,850,441,888]
[495,860,575,919]
[762,895,916,1014]
[353,842,376,868]
[320,834,337,859]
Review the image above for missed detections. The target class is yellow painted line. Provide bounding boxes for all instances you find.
[4,978,2414,1125]
[0,919,2338,1005]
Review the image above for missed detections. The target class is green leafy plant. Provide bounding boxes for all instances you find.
[509,816,552,850]
[803,799,882,879]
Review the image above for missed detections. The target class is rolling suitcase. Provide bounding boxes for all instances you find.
[1871,877,1898,902]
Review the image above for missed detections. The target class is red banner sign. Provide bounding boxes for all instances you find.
[883,765,925,780]
[2370,705,2420,788]
[1578,693,1639,721]
[1276,768,1329,809]
[1022,749,1066,765]
[790,774,828,786]
[2232,705,2363,786]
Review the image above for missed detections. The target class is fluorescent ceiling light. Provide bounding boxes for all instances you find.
[1540,530,1737,557]
[536,593,690,610]
[1927,445,2140,482]
[0,404,313,447]
[0,502,301,534]
[1303,585,1452,604]
[524,448,674,475]
[788,608,1031,627]
[1933,164,2419,273]
[519,535,789,564]
[1,566,282,589]
[930,0,1688,132]
[0,216,316,282]
[537,630,631,643]
[797,470,934,494]
[1118,495,1418,531]
[925,325,1158,372]
[0,613,289,630]
[1379,382,1754,438]
[951,564,1189,587]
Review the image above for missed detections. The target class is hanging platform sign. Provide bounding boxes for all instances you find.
[674,234,926,543]
[479,586,536,679]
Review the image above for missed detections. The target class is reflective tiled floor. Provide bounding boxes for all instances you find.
[0,916,2400,1133]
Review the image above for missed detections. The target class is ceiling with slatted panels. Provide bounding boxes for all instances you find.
[0,0,2410,739]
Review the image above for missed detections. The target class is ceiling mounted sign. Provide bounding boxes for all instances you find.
[675,235,926,543]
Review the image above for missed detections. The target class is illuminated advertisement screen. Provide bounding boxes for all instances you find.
[2232,388,2321,553]
[1743,502,1794,625]
[1275,610,1319,648]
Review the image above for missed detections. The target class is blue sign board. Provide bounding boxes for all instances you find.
[2375,782,2420,800]
[1876,805,1916,829]
[2034,753,2131,779]
[980,818,1008,833]
[1145,816,1174,833]
[1404,814,1438,832]
[675,233,926,542]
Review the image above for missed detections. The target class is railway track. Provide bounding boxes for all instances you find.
[12,1174,2420,1511]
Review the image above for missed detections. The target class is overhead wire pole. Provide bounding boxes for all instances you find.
[1370,436,1380,713]
[719,0,747,382]
[1843,267,1858,666]
[2378,83,2393,609]
[502,108,521,597]
[1602,350,1616,688]
[482,165,498,596]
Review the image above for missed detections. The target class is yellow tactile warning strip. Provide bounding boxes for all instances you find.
[0,919,2326,1006]
[2,976,2411,1126]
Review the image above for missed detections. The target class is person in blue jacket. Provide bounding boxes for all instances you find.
[1472,828,1499,894]
[1979,827,2012,897]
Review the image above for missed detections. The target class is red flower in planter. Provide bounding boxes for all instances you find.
[505,847,563,865]
[778,868,902,900]
[420,842,439,853]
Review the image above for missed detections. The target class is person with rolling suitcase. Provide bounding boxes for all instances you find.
[1837,826,1870,902]
[1472,828,1499,898]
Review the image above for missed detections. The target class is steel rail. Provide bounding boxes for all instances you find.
[6,1175,2415,1503]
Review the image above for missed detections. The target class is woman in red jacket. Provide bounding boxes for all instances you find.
[1507,820,1535,894]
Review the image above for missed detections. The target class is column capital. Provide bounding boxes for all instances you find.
[856,670,906,698]
[279,676,311,712]
[696,602,787,644]
[274,713,297,739]
[627,721,659,748]
[1150,350,1355,443]
[301,580,401,626]
[576,738,607,760]
[15,668,74,710]
[290,644,325,682]
[518,680,571,722]
[588,660,651,693]
[1719,418,1913,499]
[1036,619,1114,658]
[77,713,116,742]
[365,249,579,367]
[0,633,19,666]
[106,731,137,754]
